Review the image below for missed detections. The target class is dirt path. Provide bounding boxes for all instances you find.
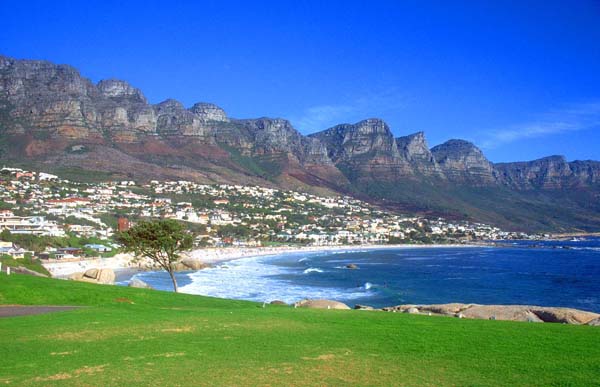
[0,306,82,318]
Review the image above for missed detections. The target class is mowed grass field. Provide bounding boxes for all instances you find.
[1,274,599,386]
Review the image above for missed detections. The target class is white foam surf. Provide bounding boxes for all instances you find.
[303,267,323,274]
[174,256,370,304]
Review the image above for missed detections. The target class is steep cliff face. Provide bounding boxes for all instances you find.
[310,119,417,181]
[495,156,600,189]
[190,102,229,122]
[0,56,101,145]
[237,118,332,165]
[431,140,496,184]
[0,55,343,193]
[395,132,444,177]
[2,55,600,231]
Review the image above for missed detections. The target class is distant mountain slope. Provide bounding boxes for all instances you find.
[1,54,599,232]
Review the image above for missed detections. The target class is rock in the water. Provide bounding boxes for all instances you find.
[128,278,153,289]
[354,304,374,310]
[345,263,358,269]
[269,300,287,305]
[180,258,210,271]
[294,299,351,310]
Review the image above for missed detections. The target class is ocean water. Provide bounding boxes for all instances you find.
[124,238,600,312]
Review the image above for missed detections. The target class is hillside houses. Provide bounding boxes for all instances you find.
[0,166,532,251]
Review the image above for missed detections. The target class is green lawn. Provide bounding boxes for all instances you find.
[1,274,599,386]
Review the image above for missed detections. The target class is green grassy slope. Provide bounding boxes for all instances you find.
[1,274,599,386]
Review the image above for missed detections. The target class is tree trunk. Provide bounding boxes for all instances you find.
[167,269,179,293]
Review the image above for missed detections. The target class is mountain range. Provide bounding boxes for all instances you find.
[1,55,599,232]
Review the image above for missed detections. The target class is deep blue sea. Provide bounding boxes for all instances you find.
[123,237,600,312]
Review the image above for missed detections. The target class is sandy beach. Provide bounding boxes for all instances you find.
[42,243,485,278]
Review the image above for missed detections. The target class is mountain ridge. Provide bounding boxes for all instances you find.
[1,54,599,232]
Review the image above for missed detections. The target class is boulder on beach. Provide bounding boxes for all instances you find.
[380,303,600,325]
[587,317,600,326]
[270,300,287,305]
[294,299,351,310]
[419,303,471,316]
[68,272,85,281]
[529,307,599,325]
[128,278,154,289]
[461,305,543,323]
[70,268,115,284]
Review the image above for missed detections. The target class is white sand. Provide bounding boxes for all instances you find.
[42,243,485,278]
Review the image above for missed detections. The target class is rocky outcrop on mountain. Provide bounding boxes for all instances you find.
[431,140,496,184]
[495,156,600,189]
[395,132,444,177]
[2,55,600,231]
[236,118,332,165]
[310,119,422,181]
[190,102,229,122]
[0,55,345,193]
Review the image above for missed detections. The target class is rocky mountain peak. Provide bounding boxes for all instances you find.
[353,118,392,136]
[155,98,185,112]
[395,132,443,177]
[310,119,398,160]
[431,139,495,184]
[190,102,229,122]
[494,155,575,189]
[396,132,427,155]
[97,79,146,103]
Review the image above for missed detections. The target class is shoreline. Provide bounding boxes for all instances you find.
[42,243,487,278]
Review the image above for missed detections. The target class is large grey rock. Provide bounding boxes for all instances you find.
[418,303,471,315]
[529,307,599,325]
[179,258,210,271]
[461,305,543,323]
[382,303,600,325]
[128,278,153,289]
[294,299,351,310]
[587,317,600,326]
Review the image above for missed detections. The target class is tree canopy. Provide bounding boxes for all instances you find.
[116,219,193,292]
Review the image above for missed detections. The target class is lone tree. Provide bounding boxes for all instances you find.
[116,219,193,292]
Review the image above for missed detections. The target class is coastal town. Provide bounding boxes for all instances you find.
[0,165,532,264]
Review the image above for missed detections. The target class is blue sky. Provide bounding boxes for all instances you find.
[2,0,600,162]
